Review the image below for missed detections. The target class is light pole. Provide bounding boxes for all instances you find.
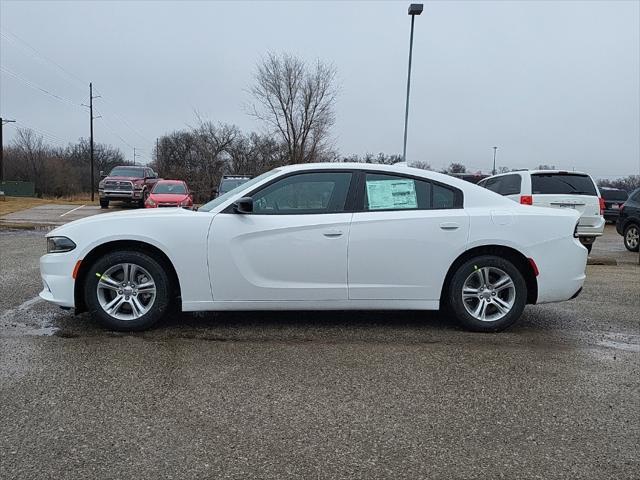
[402,3,423,164]
[492,146,498,175]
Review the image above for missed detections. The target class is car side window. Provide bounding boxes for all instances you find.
[252,172,353,215]
[364,173,430,210]
[498,174,521,195]
[362,173,460,211]
[483,177,501,193]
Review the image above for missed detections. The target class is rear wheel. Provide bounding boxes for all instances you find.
[448,255,527,332]
[84,250,171,331]
[99,199,109,209]
[624,223,639,252]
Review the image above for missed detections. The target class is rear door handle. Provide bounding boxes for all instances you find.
[439,222,460,230]
[323,229,343,238]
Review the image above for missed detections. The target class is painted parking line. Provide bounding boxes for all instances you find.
[59,204,86,217]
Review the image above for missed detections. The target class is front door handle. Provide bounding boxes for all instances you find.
[323,229,343,238]
[440,222,460,230]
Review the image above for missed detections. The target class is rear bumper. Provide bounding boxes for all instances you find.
[576,216,605,238]
[532,237,588,304]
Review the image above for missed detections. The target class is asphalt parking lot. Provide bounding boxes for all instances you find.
[0,225,638,479]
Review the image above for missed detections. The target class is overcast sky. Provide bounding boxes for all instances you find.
[1,0,638,177]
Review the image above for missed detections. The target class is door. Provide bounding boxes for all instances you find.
[348,172,469,300]
[209,171,355,301]
[530,173,601,228]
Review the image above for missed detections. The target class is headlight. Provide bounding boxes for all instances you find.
[180,199,190,207]
[134,184,143,190]
[146,198,156,206]
[47,236,76,253]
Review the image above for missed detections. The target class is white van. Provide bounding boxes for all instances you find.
[478,170,605,252]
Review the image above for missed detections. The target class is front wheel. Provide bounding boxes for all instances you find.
[84,250,171,331]
[624,223,640,252]
[447,255,527,332]
[138,190,149,208]
[99,198,109,209]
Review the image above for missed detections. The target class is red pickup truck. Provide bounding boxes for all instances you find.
[98,166,161,208]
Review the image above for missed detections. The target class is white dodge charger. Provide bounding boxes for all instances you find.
[40,163,588,332]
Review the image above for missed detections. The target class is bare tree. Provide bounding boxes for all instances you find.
[443,162,467,174]
[249,52,337,164]
[598,175,640,192]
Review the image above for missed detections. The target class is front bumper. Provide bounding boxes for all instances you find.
[39,252,77,308]
[99,189,143,200]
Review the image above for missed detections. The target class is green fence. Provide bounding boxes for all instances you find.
[0,181,36,197]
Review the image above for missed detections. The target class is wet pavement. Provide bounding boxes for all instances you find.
[0,202,127,228]
[0,226,638,479]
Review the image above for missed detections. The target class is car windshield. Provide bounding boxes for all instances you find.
[198,170,280,212]
[220,178,250,194]
[531,173,597,195]
[110,167,145,178]
[153,183,187,195]
[600,189,628,202]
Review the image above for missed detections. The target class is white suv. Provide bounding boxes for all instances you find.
[478,170,605,252]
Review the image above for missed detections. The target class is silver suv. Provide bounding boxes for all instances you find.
[478,170,605,252]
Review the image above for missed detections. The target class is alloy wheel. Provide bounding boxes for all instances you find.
[462,266,516,322]
[96,263,156,320]
[626,226,639,250]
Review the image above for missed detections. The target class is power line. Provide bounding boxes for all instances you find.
[1,29,148,150]
[0,30,86,92]
[92,87,152,144]
[94,108,136,150]
[0,66,83,109]
[7,121,69,148]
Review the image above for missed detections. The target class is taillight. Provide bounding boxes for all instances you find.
[520,195,533,205]
[598,197,605,216]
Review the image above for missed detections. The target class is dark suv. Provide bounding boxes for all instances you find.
[600,187,628,223]
[616,188,640,252]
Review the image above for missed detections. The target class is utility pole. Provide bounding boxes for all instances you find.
[83,83,100,201]
[133,147,138,165]
[492,146,498,175]
[0,117,17,183]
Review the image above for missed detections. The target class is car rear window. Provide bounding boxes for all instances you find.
[600,189,628,202]
[531,173,597,196]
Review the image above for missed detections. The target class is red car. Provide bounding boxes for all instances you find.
[145,180,193,209]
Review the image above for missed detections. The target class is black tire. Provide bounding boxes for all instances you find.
[138,189,149,208]
[448,255,527,333]
[84,250,171,331]
[585,243,593,254]
[99,199,109,209]
[623,223,640,252]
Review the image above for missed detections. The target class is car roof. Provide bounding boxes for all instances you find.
[156,179,185,184]
[275,162,476,190]
[482,169,591,180]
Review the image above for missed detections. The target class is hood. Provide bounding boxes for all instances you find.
[102,176,144,182]
[48,207,195,237]
[149,193,189,203]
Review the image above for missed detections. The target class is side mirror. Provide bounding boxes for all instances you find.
[100,171,106,178]
[233,197,253,214]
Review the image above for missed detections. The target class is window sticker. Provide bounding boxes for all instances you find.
[366,179,417,210]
